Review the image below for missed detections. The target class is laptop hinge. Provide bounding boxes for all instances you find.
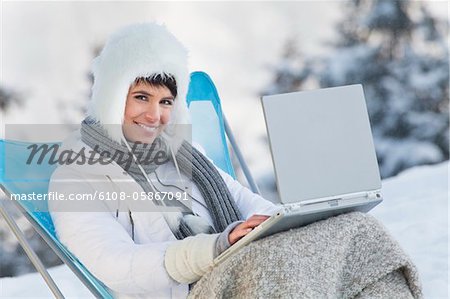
[299,190,381,207]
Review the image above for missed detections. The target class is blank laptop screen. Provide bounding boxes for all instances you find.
[261,85,381,204]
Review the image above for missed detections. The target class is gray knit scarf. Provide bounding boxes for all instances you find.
[80,117,242,239]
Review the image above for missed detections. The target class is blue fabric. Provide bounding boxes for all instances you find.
[187,71,236,178]
[0,139,114,297]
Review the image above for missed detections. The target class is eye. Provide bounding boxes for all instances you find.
[161,99,174,106]
[134,95,147,101]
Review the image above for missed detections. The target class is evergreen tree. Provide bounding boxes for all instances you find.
[263,37,313,95]
[265,0,449,178]
[0,87,62,277]
[0,86,21,112]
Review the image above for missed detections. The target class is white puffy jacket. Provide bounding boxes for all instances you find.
[48,132,279,298]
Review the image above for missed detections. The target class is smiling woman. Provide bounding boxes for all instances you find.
[39,21,422,299]
[122,75,176,144]
[48,22,280,298]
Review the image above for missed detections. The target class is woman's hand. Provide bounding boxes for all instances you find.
[228,214,270,245]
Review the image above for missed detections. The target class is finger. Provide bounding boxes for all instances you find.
[242,218,267,228]
[231,227,253,240]
[234,222,252,232]
[248,214,271,220]
[246,216,270,224]
[235,216,268,232]
[237,227,253,235]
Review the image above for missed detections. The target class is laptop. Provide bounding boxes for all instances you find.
[214,84,382,266]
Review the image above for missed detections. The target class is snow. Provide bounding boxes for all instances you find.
[364,0,401,29]
[0,1,448,297]
[1,161,448,298]
[371,161,448,298]
[375,138,444,178]
[0,264,92,298]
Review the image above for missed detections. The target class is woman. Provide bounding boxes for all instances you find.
[49,23,280,298]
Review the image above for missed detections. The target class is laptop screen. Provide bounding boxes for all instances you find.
[261,85,381,204]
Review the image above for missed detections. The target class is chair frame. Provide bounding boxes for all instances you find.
[0,71,260,298]
[0,188,106,298]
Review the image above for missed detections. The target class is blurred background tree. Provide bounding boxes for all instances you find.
[0,86,21,111]
[0,86,63,276]
[264,0,449,178]
[0,44,100,277]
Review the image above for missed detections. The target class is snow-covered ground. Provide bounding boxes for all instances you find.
[1,161,448,298]
[371,161,448,299]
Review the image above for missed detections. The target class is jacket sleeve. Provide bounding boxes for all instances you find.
[48,166,180,295]
[164,233,218,284]
[215,167,282,219]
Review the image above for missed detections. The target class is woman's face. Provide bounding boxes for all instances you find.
[123,81,175,144]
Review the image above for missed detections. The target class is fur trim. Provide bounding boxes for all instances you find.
[87,23,191,150]
[162,212,183,232]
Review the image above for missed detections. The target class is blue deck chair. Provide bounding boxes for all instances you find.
[0,71,259,298]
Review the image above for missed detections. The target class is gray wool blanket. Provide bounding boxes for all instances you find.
[188,212,423,299]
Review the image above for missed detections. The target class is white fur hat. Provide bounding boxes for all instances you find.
[87,23,190,147]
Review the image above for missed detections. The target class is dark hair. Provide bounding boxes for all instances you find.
[134,73,177,98]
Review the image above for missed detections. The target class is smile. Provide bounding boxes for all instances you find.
[135,122,159,133]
